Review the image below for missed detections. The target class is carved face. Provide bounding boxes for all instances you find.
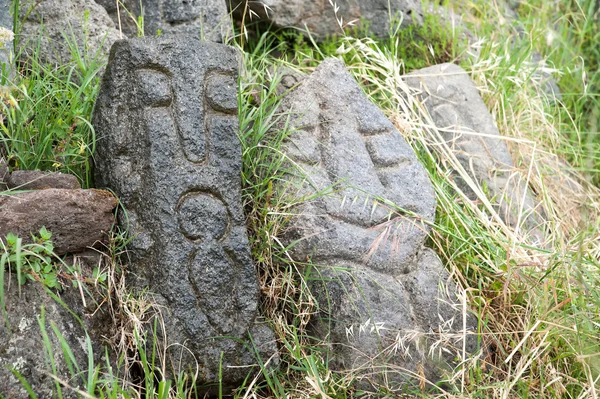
[279,59,436,275]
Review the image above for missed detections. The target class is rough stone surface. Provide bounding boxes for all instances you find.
[92,36,277,391]
[18,0,122,65]
[228,0,423,39]
[276,58,476,388]
[0,188,117,254]
[0,0,13,82]
[0,0,10,28]
[404,63,546,240]
[0,268,109,398]
[95,0,230,42]
[0,156,8,190]
[7,170,81,190]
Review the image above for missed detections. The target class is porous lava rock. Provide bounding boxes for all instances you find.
[7,170,81,190]
[0,188,117,255]
[95,0,231,42]
[92,36,277,392]
[228,0,423,39]
[275,58,477,389]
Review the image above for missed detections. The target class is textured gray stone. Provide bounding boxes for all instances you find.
[404,63,546,241]
[7,170,81,190]
[0,265,110,398]
[0,156,8,190]
[18,0,122,65]
[0,0,10,28]
[228,0,423,39]
[0,0,13,83]
[96,0,230,42]
[0,188,117,255]
[276,58,476,388]
[92,36,277,391]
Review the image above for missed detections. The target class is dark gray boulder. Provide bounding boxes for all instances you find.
[0,0,10,28]
[92,36,277,392]
[404,63,546,242]
[95,0,231,42]
[228,0,423,39]
[18,0,122,65]
[275,58,477,389]
[0,270,109,398]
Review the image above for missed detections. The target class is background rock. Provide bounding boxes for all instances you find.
[0,0,10,28]
[228,0,423,39]
[95,0,231,42]
[18,0,122,65]
[7,170,81,190]
[0,267,110,398]
[0,188,117,254]
[0,156,8,190]
[93,36,277,392]
[404,63,546,241]
[0,0,13,82]
[275,58,476,388]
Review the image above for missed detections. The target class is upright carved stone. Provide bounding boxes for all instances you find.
[93,37,277,391]
[276,59,477,389]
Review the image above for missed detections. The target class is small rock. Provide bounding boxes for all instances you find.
[404,63,546,242]
[0,188,117,254]
[7,170,81,190]
[0,156,8,190]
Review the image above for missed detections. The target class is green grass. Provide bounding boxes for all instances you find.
[1,0,600,397]
[0,35,103,187]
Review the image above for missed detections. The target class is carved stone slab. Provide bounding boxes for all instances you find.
[404,63,546,241]
[93,37,276,390]
[276,59,477,388]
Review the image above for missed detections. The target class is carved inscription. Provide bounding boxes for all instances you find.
[93,37,276,388]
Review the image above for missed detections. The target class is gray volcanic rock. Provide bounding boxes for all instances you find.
[0,0,10,28]
[7,170,81,190]
[0,265,110,398]
[92,36,277,391]
[404,63,546,241]
[18,0,122,65]
[0,156,8,190]
[95,0,230,42]
[0,188,117,254]
[0,0,13,82]
[276,58,476,388]
[228,0,423,39]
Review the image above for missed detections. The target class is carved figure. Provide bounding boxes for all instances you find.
[93,37,277,391]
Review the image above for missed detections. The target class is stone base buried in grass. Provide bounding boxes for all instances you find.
[275,58,478,389]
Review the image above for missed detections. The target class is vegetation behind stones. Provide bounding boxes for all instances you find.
[0,0,599,397]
